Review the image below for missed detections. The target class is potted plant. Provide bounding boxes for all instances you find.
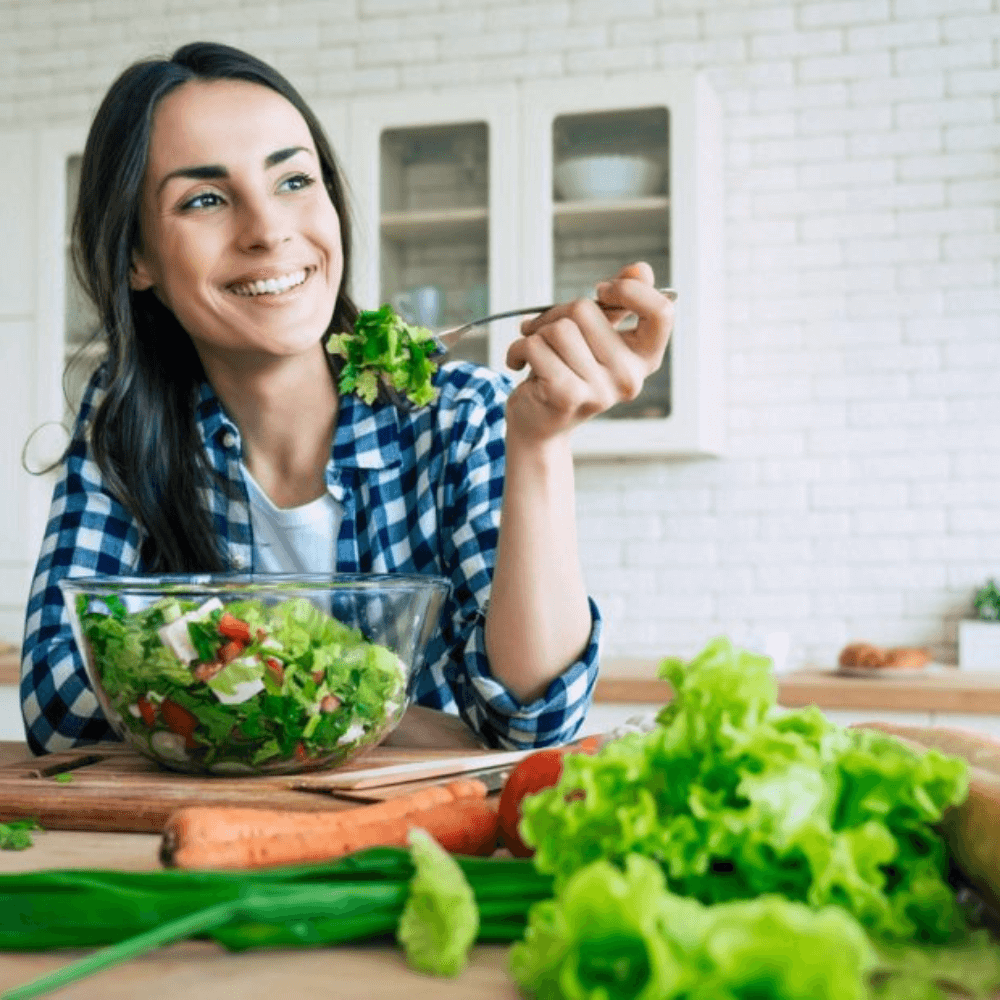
[959,579,1000,670]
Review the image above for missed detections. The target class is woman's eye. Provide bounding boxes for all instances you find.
[280,172,316,193]
[180,191,224,211]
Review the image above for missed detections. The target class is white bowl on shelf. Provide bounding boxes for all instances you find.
[553,155,664,202]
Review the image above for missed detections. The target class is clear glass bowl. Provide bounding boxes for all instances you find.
[59,573,449,776]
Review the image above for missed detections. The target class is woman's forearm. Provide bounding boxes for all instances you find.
[484,431,592,704]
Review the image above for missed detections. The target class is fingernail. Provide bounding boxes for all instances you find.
[595,281,611,299]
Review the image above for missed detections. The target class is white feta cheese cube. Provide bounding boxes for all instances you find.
[337,721,368,746]
[156,597,224,663]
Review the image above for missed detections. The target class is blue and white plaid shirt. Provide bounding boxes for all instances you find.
[21,360,601,755]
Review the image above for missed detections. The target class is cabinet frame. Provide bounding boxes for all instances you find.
[30,125,89,552]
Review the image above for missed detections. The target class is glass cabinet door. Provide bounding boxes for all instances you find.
[521,72,724,458]
[552,106,671,421]
[378,122,490,368]
[347,87,520,374]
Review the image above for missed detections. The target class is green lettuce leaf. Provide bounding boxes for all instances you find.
[397,828,478,976]
[510,853,874,1000]
[519,637,969,943]
[327,305,440,408]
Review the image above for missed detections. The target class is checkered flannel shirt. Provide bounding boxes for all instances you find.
[21,360,601,755]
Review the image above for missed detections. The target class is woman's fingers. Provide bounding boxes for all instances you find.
[506,314,624,416]
[505,262,674,440]
[518,274,673,379]
[593,276,674,370]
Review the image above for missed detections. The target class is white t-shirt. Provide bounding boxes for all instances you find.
[241,463,341,575]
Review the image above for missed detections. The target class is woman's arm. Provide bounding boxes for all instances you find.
[484,263,674,704]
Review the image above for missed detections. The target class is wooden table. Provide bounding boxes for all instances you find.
[0,737,520,999]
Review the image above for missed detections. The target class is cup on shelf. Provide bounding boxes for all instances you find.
[392,285,444,329]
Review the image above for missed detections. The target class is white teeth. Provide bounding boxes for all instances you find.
[232,269,308,297]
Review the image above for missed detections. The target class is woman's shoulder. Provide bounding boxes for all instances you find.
[432,360,513,412]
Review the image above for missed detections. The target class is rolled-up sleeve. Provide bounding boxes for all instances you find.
[457,598,602,748]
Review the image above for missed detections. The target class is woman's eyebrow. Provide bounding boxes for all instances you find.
[156,146,313,195]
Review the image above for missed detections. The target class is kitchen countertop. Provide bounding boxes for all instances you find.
[0,648,16,685]
[597,658,1000,714]
[7,649,1000,713]
[0,737,519,999]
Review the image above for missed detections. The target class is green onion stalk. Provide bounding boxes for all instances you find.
[0,845,553,999]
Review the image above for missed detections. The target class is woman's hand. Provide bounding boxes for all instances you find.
[504,261,674,445]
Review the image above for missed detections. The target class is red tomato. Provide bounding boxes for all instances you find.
[218,640,244,664]
[217,612,252,644]
[160,698,200,750]
[498,738,601,858]
[136,695,156,728]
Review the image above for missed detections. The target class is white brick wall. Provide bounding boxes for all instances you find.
[0,0,997,675]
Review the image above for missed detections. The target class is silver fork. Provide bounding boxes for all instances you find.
[430,286,678,356]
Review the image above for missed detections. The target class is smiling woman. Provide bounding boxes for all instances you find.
[130,81,344,376]
[20,42,674,759]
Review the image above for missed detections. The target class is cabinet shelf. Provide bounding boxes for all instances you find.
[380,206,488,243]
[552,195,670,238]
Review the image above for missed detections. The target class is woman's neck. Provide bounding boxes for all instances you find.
[204,345,338,509]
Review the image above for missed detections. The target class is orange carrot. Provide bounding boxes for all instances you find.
[160,778,490,869]
[164,797,499,870]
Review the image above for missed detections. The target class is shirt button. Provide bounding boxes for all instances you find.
[221,431,237,450]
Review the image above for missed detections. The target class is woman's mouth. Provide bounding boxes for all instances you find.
[229,268,310,297]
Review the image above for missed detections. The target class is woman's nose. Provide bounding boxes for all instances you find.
[235,192,290,252]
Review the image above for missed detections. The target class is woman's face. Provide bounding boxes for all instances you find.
[131,78,343,367]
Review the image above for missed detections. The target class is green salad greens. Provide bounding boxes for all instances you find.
[512,637,1000,999]
[521,638,969,943]
[78,594,407,774]
[511,854,876,1000]
[0,819,41,851]
[327,305,440,408]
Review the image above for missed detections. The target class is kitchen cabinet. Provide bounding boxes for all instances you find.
[347,71,724,458]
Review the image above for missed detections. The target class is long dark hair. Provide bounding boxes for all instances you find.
[71,41,358,572]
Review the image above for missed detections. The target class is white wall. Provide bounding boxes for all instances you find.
[0,0,997,674]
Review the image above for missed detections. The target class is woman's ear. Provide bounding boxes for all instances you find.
[129,250,156,291]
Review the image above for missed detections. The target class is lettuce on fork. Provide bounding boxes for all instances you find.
[327,305,440,408]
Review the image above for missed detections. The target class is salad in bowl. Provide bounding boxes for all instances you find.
[59,574,449,775]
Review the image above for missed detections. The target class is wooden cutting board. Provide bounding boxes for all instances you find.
[0,743,511,834]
